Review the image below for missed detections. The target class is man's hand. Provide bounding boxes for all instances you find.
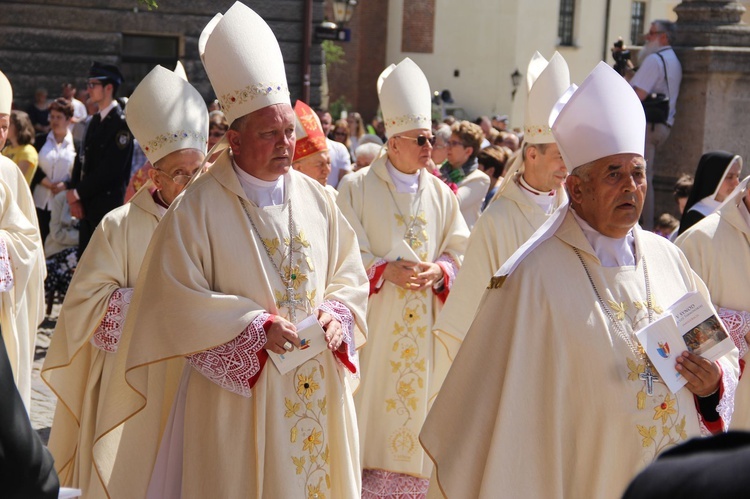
[69,200,84,219]
[318,311,344,351]
[263,316,300,355]
[411,261,444,291]
[51,182,66,195]
[66,189,77,205]
[676,351,722,397]
[382,260,420,289]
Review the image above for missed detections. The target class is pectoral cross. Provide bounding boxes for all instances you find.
[405,227,418,249]
[639,363,659,396]
[278,286,303,323]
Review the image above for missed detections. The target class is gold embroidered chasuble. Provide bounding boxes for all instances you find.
[337,153,469,479]
[677,199,750,428]
[421,209,739,499]
[0,156,45,410]
[41,184,165,496]
[435,174,566,347]
[93,153,368,499]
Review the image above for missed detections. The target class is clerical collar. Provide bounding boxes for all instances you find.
[232,160,285,208]
[571,208,636,267]
[386,160,420,194]
[98,100,118,120]
[519,175,557,214]
[151,189,170,216]
[690,196,722,218]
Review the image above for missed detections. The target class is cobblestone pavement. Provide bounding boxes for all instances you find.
[31,305,61,445]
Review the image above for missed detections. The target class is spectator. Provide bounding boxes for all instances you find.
[372,116,387,142]
[346,111,366,152]
[316,108,352,188]
[477,144,512,210]
[491,114,509,131]
[653,212,679,238]
[26,88,50,134]
[432,124,451,166]
[207,110,228,163]
[476,115,492,148]
[631,19,682,229]
[442,120,491,229]
[61,83,87,133]
[357,133,383,147]
[353,142,381,171]
[32,98,76,245]
[44,190,78,313]
[66,62,134,258]
[3,110,39,184]
[674,173,694,215]
[332,118,352,157]
[494,130,520,152]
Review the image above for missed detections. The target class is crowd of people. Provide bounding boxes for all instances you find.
[0,5,749,498]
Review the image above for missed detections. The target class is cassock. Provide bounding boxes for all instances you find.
[336,153,469,484]
[41,183,168,495]
[420,208,739,499]
[676,188,750,429]
[93,152,368,498]
[434,173,565,344]
[0,156,45,409]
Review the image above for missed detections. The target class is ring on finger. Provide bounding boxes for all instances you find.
[283,341,293,351]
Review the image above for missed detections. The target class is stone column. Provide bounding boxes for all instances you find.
[653,0,750,219]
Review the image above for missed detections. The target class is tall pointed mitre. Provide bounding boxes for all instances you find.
[199,2,290,124]
[526,51,548,93]
[0,70,11,115]
[125,65,208,165]
[173,60,188,81]
[550,61,645,171]
[377,58,432,136]
[524,52,570,145]
[293,100,328,162]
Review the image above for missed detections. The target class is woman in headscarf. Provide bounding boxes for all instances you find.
[677,151,742,236]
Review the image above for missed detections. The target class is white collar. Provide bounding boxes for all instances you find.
[47,130,73,147]
[98,100,118,120]
[691,196,722,217]
[232,160,285,208]
[571,208,636,267]
[386,159,420,194]
[519,175,557,214]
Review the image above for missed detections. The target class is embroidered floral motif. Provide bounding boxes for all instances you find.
[715,356,737,430]
[144,129,207,154]
[719,307,750,358]
[394,212,427,252]
[284,361,331,498]
[316,300,358,375]
[91,288,134,353]
[387,113,431,130]
[186,313,269,397]
[219,82,289,114]
[523,124,552,138]
[263,229,312,321]
[0,238,13,292]
[362,469,429,499]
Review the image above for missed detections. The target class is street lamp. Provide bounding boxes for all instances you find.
[331,0,358,28]
[510,68,522,99]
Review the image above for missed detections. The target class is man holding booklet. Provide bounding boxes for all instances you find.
[337,58,469,495]
[420,62,739,499]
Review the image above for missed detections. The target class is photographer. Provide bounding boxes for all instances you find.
[612,37,634,79]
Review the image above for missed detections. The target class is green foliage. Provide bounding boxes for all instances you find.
[322,40,345,65]
[138,0,159,10]
[329,96,352,121]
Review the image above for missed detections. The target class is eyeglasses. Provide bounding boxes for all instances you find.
[333,131,348,137]
[396,135,436,147]
[156,168,199,186]
[86,81,103,88]
[448,140,466,148]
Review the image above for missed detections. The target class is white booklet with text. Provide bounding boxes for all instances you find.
[636,291,734,393]
[268,314,328,375]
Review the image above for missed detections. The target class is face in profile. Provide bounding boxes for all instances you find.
[294,151,331,186]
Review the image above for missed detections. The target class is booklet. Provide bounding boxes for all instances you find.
[636,291,734,393]
[384,239,421,263]
[268,314,328,376]
[59,489,83,499]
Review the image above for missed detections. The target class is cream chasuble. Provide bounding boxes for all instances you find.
[434,174,566,347]
[41,183,165,495]
[337,153,469,479]
[93,152,368,499]
[0,156,45,409]
[677,199,750,429]
[421,209,739,499]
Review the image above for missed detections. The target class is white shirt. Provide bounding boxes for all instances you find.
[572,208,636,267]
[69,98,87,131]
[233,161,285,208]
[33,131,76,210]
[630,47,682,126]
[98,100,118,120]
[326,138,352,188]
[386,160,420,193]
[519,175,557,215]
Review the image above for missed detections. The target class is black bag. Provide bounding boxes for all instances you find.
[641,52,671,125]
[643,93,669,124]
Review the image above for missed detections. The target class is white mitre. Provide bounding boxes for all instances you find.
[550,61,645,171]
[377,58,432,136]
[173,60,188,81]
[524,52,570,145]
[0,69,11,115]
[126,65,208,165]
[199,1,290,125]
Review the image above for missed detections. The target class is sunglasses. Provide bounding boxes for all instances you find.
[396,135,436,147]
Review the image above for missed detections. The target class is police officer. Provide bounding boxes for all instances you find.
[66,62,133,257]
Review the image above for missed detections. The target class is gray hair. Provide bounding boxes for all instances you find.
[354,142,382,162]
[652,19,676,45]
[434,124,452,144]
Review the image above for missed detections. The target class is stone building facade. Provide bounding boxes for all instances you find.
[0,0,325,109]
